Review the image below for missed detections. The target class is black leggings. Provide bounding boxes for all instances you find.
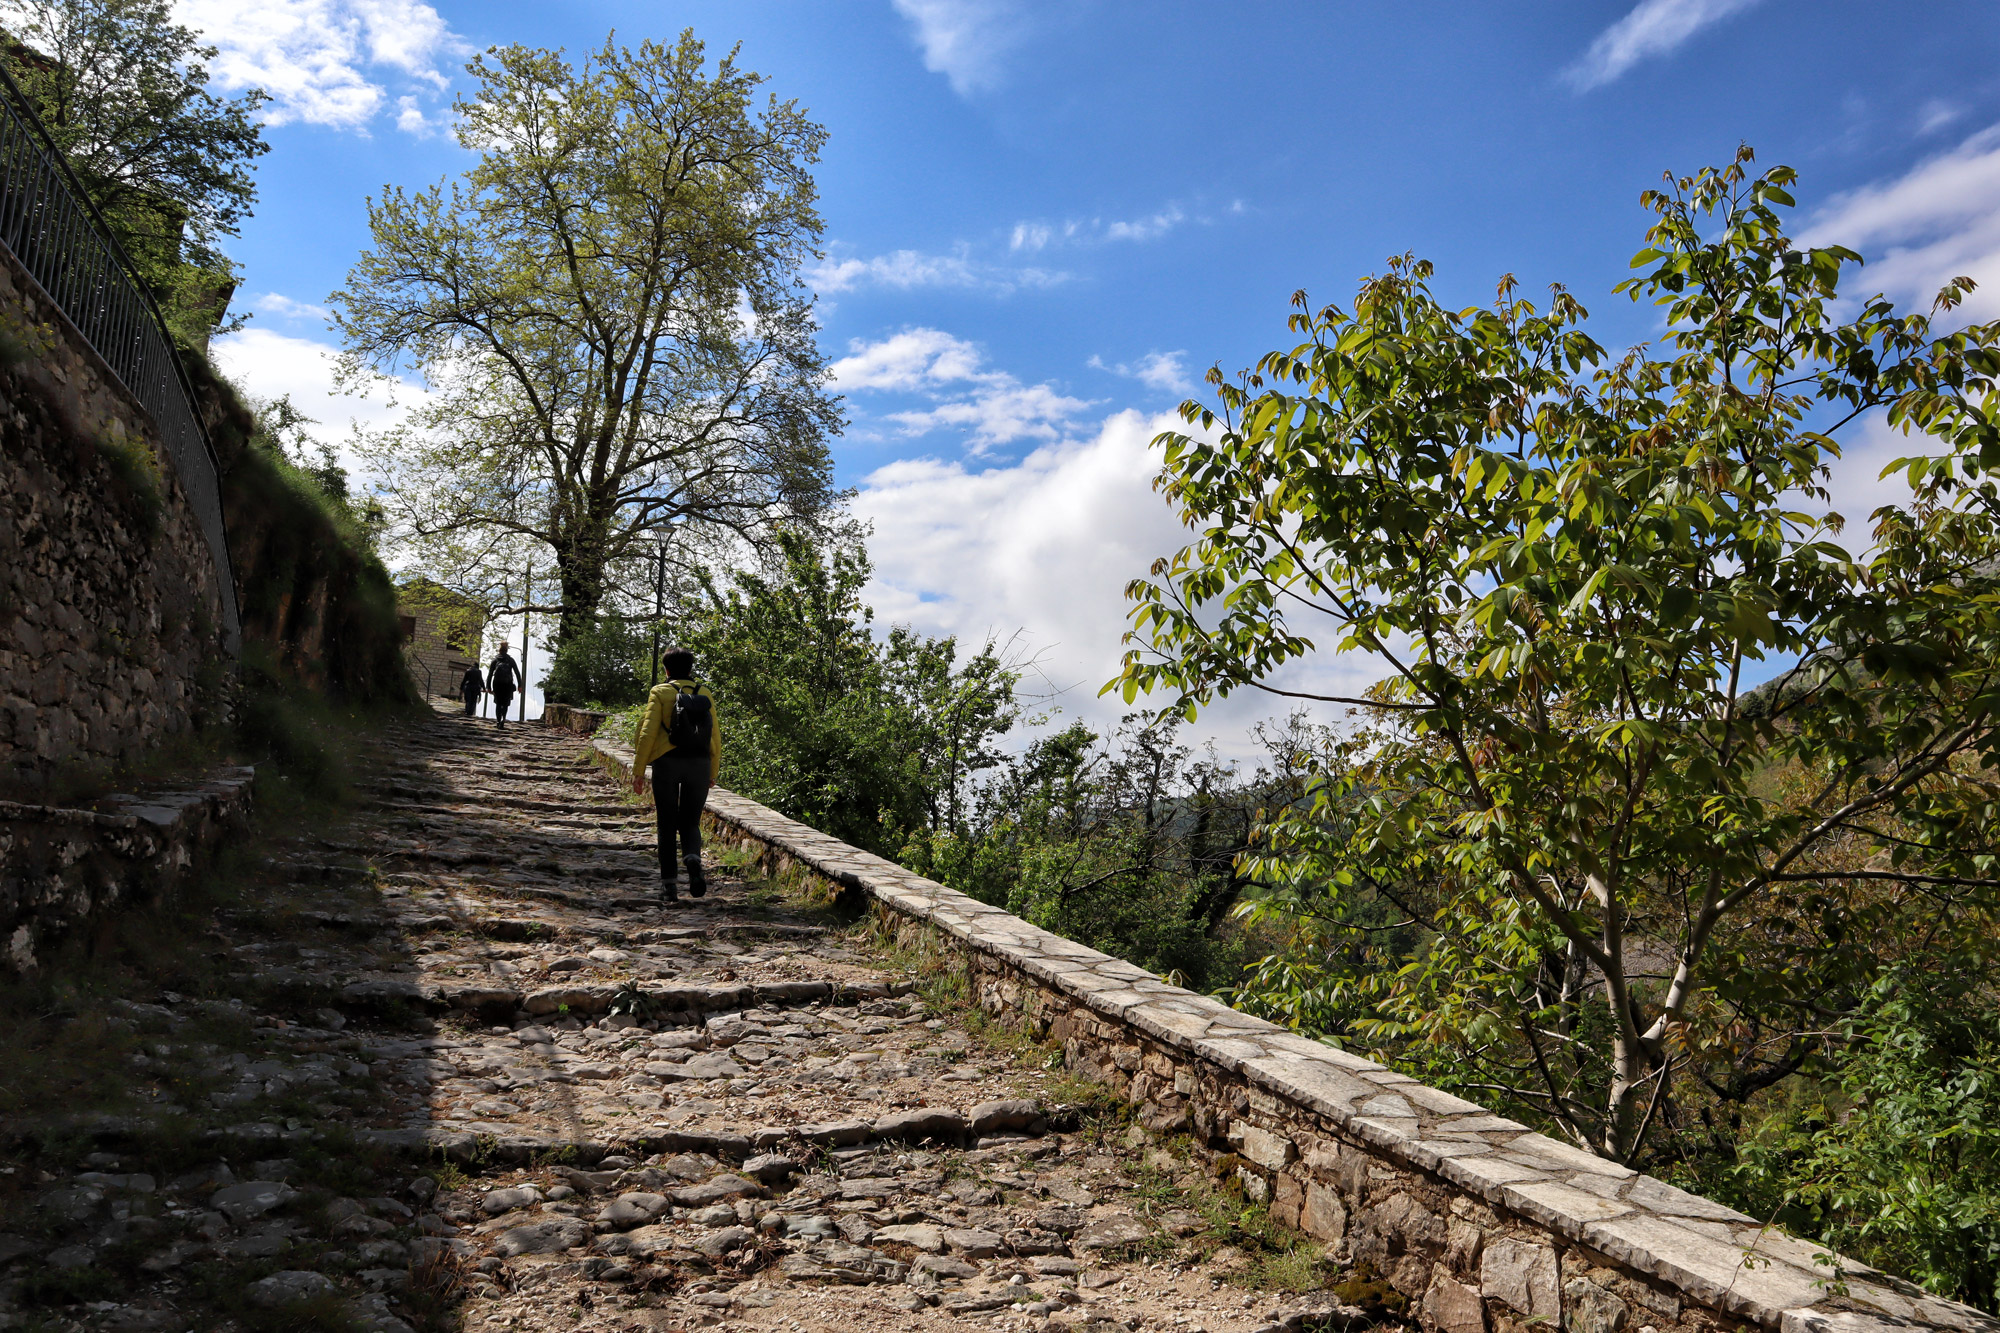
[651,755,710,873]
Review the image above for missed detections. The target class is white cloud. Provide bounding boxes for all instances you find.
[174,0,468,132]
[890,0,1025,97]
[1818,412,1930,543]
[1010,222,1051,253]
[1104,205,1185,243]
[1919,99,1965,136]
[394,94,451,138]
[1006,205,1188,253]
[857,411,1380,757]
[253,292,331,322]
[809,246,1065,295]
[888,382,1093,450]
[830,328,986,391]
[209,327,420,473]
[1564,0,1761,92]
[1090,350,1194,395]
[832,327,1092,452]
[1803,124,2000,322]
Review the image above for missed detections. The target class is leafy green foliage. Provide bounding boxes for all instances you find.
[0,0,267,342]
[684,531,1017,855]
[901,717,1300,989]
[1729,959,2000,1312]
[338,31,842,646]
[539,615,649,707]
[195,359,414,704]
[1111,148,2000,1165]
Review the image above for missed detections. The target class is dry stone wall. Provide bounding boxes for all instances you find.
[590,731,1995,1333]
[0,242,231,795]
[0,764,252,969]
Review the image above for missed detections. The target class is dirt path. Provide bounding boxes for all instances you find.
[0,706,1353,1333]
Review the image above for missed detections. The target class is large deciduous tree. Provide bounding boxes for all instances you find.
[337,32,842,645]
[1111,151,2000,1165]
[0,0,268,342]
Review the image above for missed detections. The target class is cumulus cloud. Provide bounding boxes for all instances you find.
[856,410,1382,756]
[209,327,421,473]
[174,0,468,132]
[830,327,986,390]
[1803,124,2000,323]
[809,246,1065,296]
[1564,0,1761,92]
[888,383,1094,450]
[890,0,1026,97]
[1089,350,1194,396]
[832,328,1091,452]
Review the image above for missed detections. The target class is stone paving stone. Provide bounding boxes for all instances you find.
[597,733,1999,1333]
[2,704,1342,1333]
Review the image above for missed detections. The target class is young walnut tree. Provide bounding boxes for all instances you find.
[1110,151,2000,1165]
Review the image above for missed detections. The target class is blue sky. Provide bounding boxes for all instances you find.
[189,0,2000,748]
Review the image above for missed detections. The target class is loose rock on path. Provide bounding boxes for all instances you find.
[0,705,1364,1333]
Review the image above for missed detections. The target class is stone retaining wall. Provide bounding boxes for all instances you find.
[0,242,233,795]
[0,766,254,969]
[543,704,607,736]
[585,734,1991,1333]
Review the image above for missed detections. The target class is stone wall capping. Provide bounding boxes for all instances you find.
[1580,1212,1827,1318]
[1243,1059,1384,1115]
[1313,1043,1394,1074]
[3,766,255,969]
[1504,1134,1639,1179]
[1439,1114,1532,1134]
[593,736,2000,1333]
[1440,1152,1550,1193]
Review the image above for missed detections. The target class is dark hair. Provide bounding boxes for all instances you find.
[663,648,695,679]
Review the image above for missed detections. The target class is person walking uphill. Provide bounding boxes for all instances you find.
[487,645,519,729]
[630,649,721,902]
[459,662,484,717]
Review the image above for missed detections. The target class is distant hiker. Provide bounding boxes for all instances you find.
[631,648,720,902]
[458,663,484,717]
[488,645,519,729]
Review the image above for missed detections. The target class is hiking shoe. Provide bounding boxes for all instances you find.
[660,872,680,903]
[685,858,707,898]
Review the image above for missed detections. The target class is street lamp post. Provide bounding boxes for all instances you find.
[649,540,666,688]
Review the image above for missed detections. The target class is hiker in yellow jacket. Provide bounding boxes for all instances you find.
[630,648,722,902]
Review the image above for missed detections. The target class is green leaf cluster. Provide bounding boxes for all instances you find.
[1112,147,2000,1166]
[1,0,268,343]
[338,31,842,645]
[1731,957,2000,1311]
[677,531,1018,855]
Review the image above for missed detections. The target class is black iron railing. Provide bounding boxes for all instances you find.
[0,63,240,653]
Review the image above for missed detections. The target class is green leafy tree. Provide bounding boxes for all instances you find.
[1732,955,2000,1312]
[683,532,1017,854]
[339,32,842,646]
[540,615,649,707]
[902,714,1327,990]
[0,0,267,342]
[1111,149,2000,1164]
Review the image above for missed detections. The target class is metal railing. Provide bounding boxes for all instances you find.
[0,63,240,654]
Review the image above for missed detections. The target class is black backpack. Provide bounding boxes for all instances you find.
[666,684,712,753]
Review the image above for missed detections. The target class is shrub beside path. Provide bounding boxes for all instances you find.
[0,705,1350,1333]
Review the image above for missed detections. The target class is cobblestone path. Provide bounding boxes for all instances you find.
[0,707,1344,1333]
